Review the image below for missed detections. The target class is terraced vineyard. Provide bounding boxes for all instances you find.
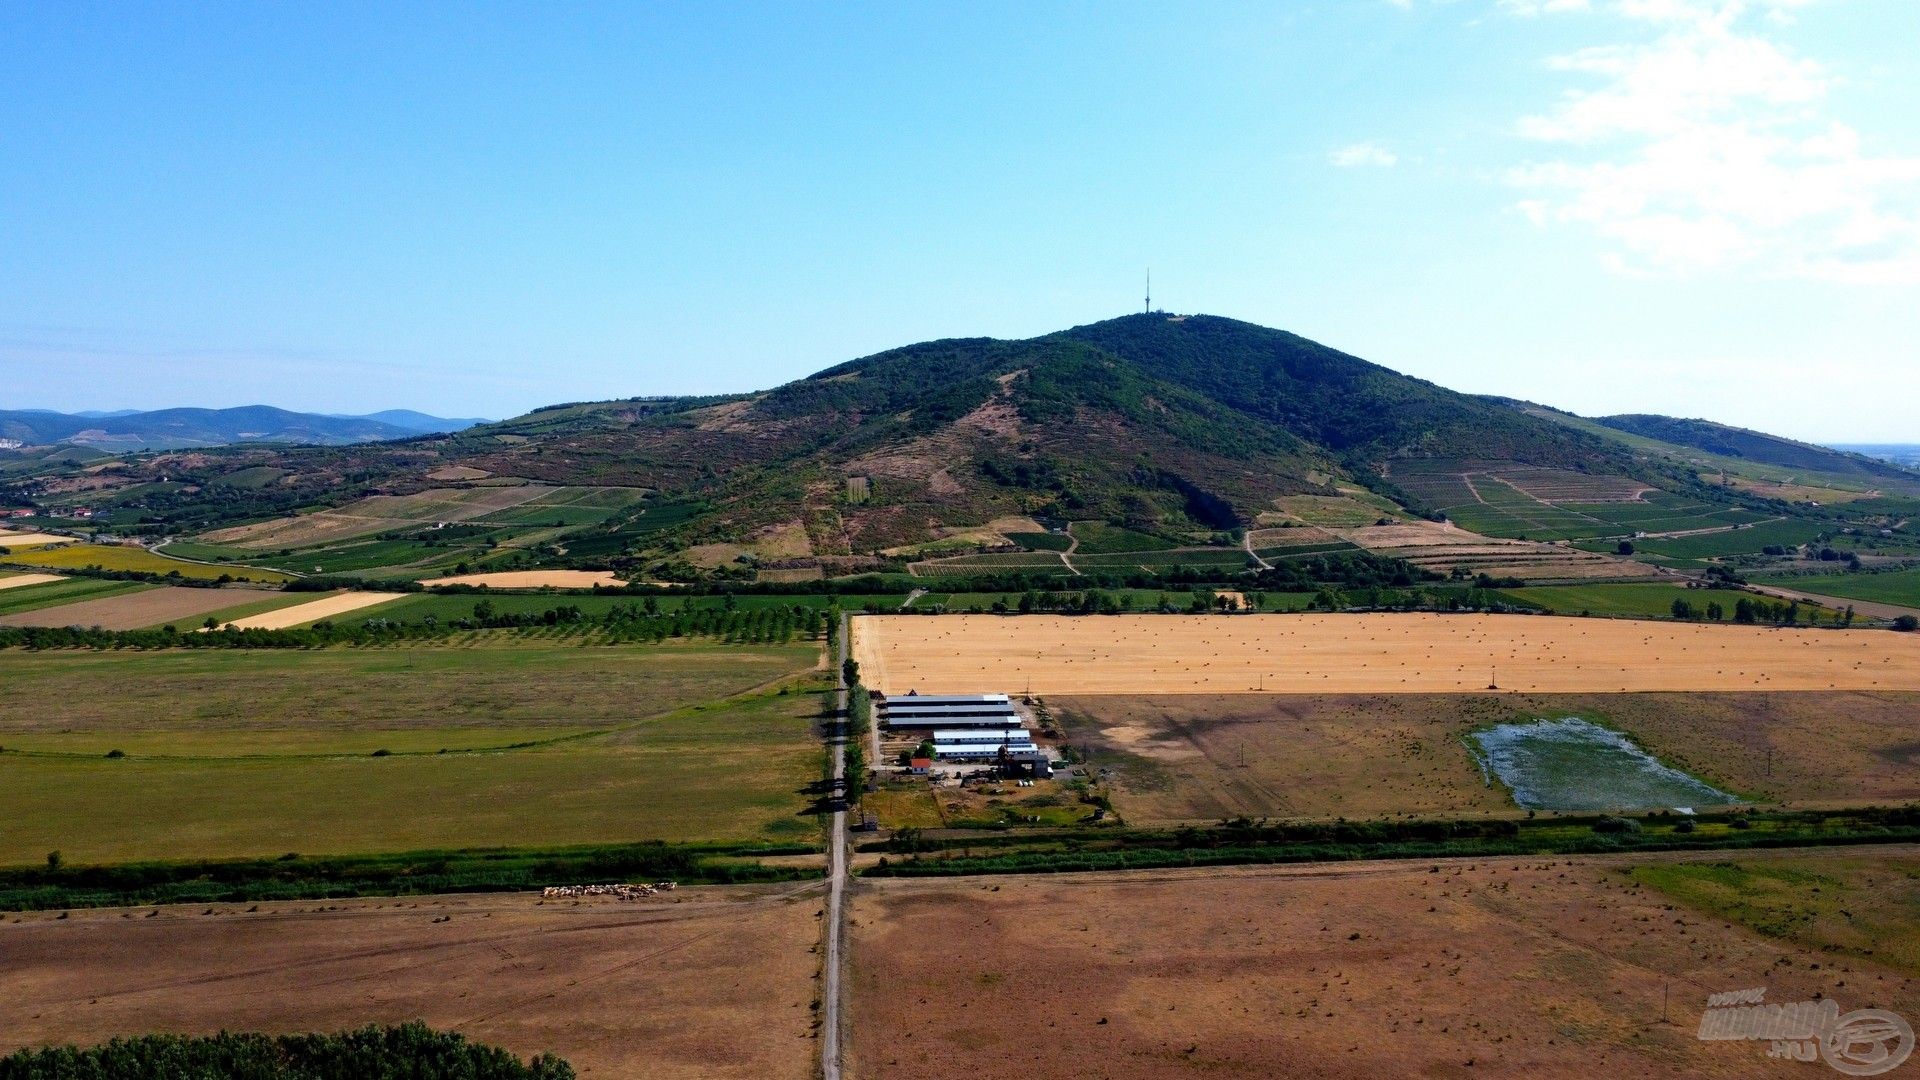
[1336,522,1655,582]
[1388,459,1766,541]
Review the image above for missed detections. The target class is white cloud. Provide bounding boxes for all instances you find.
[1331,141,1400,167]
[1504,0,1920,282]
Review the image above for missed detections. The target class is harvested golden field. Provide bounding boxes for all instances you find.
[1055,691,1920,823]
[847,849,1920,1080]
[0,572,64,591]
[426,569,625,589]
[0,586,269,630]
[0,885,823,1080]
[851,613,1920,695]
[212,590,406,629]
[0,531,79,548]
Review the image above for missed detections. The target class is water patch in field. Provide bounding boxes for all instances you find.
[1469,717,1737,812]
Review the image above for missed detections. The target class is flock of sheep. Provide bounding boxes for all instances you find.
[540,881,677,900]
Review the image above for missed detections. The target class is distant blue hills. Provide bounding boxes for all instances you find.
[0,405,490,452]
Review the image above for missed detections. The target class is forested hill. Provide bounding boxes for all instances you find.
[1052,315,1623,467]
[1598,414,1917,483]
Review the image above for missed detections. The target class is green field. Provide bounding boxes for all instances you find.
[1759,565,1920,609]
[3,543,294,583]
[1586,518,1832,561]
[1067,521,1176,554]
[1492,582,1699,619]
[376,591,899,625]
[0,640,825,865]
[0,577,153,616]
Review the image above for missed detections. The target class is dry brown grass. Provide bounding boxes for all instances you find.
[852,613,1920,696]
[0,885,823,1080]
[1055,691,1920,823]
[847,850,1920,1079]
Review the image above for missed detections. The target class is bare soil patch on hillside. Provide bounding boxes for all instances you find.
[847,851,1920,1079]
[1055,691,1920,822]
[0,586,257,630]
[0,886,822,1080]
[852,613,1920,696]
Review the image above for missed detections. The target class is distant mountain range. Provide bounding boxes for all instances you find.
[0,406,488,452]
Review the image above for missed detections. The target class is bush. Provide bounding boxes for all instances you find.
[0,1023,575,1078]
[1895,615,1919,633]
[1593,816,1642,834]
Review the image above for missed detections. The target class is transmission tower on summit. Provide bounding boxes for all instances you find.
[1144,269,1151,314]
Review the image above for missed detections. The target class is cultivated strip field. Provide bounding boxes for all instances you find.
[1337,520,1653,581]
[850,613,1920,695]
[212,590,406,629]
[847,850,1920,1079]
[0,572,64,590]
[200,485,564,549]
[427,570,626,589]
[0,586,274,630]
[0,886,821,1080]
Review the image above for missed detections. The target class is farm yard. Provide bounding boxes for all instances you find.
[849,613,1920,696]
[0,885,822,1080]
[1054,691,1920,823]
[847,850,1920,1080]
[0,641,825,864]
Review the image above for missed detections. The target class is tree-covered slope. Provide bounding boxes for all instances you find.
[1598,414,1920,483]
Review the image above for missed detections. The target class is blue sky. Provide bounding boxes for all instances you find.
[3,0,1916,439]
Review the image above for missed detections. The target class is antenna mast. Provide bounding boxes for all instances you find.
[1144,269,1151,314]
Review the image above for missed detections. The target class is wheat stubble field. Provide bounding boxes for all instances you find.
[851,613,1920,695]
[846,849,1920,1080]
[0,885,823,1080]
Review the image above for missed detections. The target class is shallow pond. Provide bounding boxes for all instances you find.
[1469,717,1738,812]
